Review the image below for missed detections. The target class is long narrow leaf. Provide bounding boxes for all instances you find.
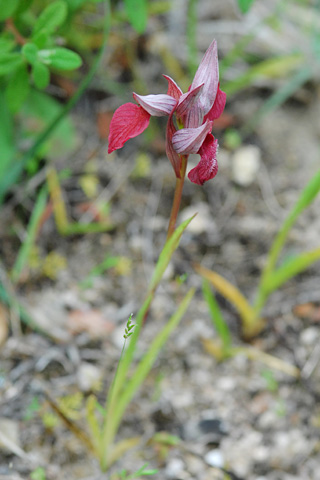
[11,187,48,283]
[202,279,231,352]
[101,217,194,467]
[264,247,320,295]
[111,288,195,449]
[195,264,254,326]
[262,169,320,282]
[243,66,312,136]
[223,54,303,96]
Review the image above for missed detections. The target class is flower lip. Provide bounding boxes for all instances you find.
[133,92,177,116]
[188,133,218,185]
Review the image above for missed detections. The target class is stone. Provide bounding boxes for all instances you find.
[232,145,261,186]
[204,448,224,468]
[77,362,102,392]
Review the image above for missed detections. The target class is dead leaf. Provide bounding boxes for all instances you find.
[96,111,113,140]
[293,302,317,319]
[67,309,115,338]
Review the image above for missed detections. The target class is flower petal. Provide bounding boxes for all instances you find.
[204,85,226,122]
[190,39,219,119]
[163,74,183,101]
[172,120,213,155]
[176,83,204,120]
[108,103,150,153]
[133,93,177,116]
[188,134,218,185]
[166,108,181,178]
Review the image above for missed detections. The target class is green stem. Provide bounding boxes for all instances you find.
[166,155,188,240]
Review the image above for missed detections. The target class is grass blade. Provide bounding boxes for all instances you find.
[261,169,320,282]
[108,288,195,463]
[195,264,254,326]
[223,54,303,97]
[264,247,320,295]
[202,279,231,353]
[11,186,48,283]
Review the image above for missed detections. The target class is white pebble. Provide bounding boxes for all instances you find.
[204,449,224,468]
[232,145,261,186]
[165,458,184,478]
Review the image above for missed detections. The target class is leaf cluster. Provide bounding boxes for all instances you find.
[0,0,83,113]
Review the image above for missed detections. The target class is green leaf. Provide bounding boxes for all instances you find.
[238,0,255,14]
[22,90,77,159]
[0,95,15,179]
[15,0,34,15]
[32,30,50,49]
[124,0,147,34]
[202,279,232,353]
[64,0,87,13]
[37,47,82,70]
[32,61,50,89]
[0,0,19,20]
[113,289,195,445]
[264,247,320,295]
[33,0,68,36]
[0,52,23,76]
[11,187,48,284]
[0,37,16,54]
[261,169,320,283]
[22,43,39,64]
[6,63,30,113]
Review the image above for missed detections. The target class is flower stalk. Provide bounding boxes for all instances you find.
[167,155,188,240]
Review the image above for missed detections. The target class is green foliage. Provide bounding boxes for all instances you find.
[0,0,19,21]
[0,52,23,75]
[261,369,279,393]
[202,279,232,355]
[32,1,68,36]
[237,0,255,14]
[200,170,320,339]
[37,47,82,70]
[123,0,147,33]
[32,61,50,89]
[79,255,120,289]
[11,186,48,284]
[30,467,46,480]
[6,63,30,112]
[117,464,158,479]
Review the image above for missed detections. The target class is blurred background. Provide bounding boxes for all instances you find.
[0,0,320,478]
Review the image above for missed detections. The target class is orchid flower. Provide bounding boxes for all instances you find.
[108,39,226,186]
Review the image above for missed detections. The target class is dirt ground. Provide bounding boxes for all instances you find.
[1,1,320,479]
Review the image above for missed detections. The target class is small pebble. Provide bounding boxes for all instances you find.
[165,458,185,478]
[204,448,224,468]
[0,418,20,452]
[179,203,216,235]
[300,327,319,346]
[232,145,261,186]
[77,362,102,392]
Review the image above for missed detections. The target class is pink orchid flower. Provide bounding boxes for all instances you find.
[108,40,226,185]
